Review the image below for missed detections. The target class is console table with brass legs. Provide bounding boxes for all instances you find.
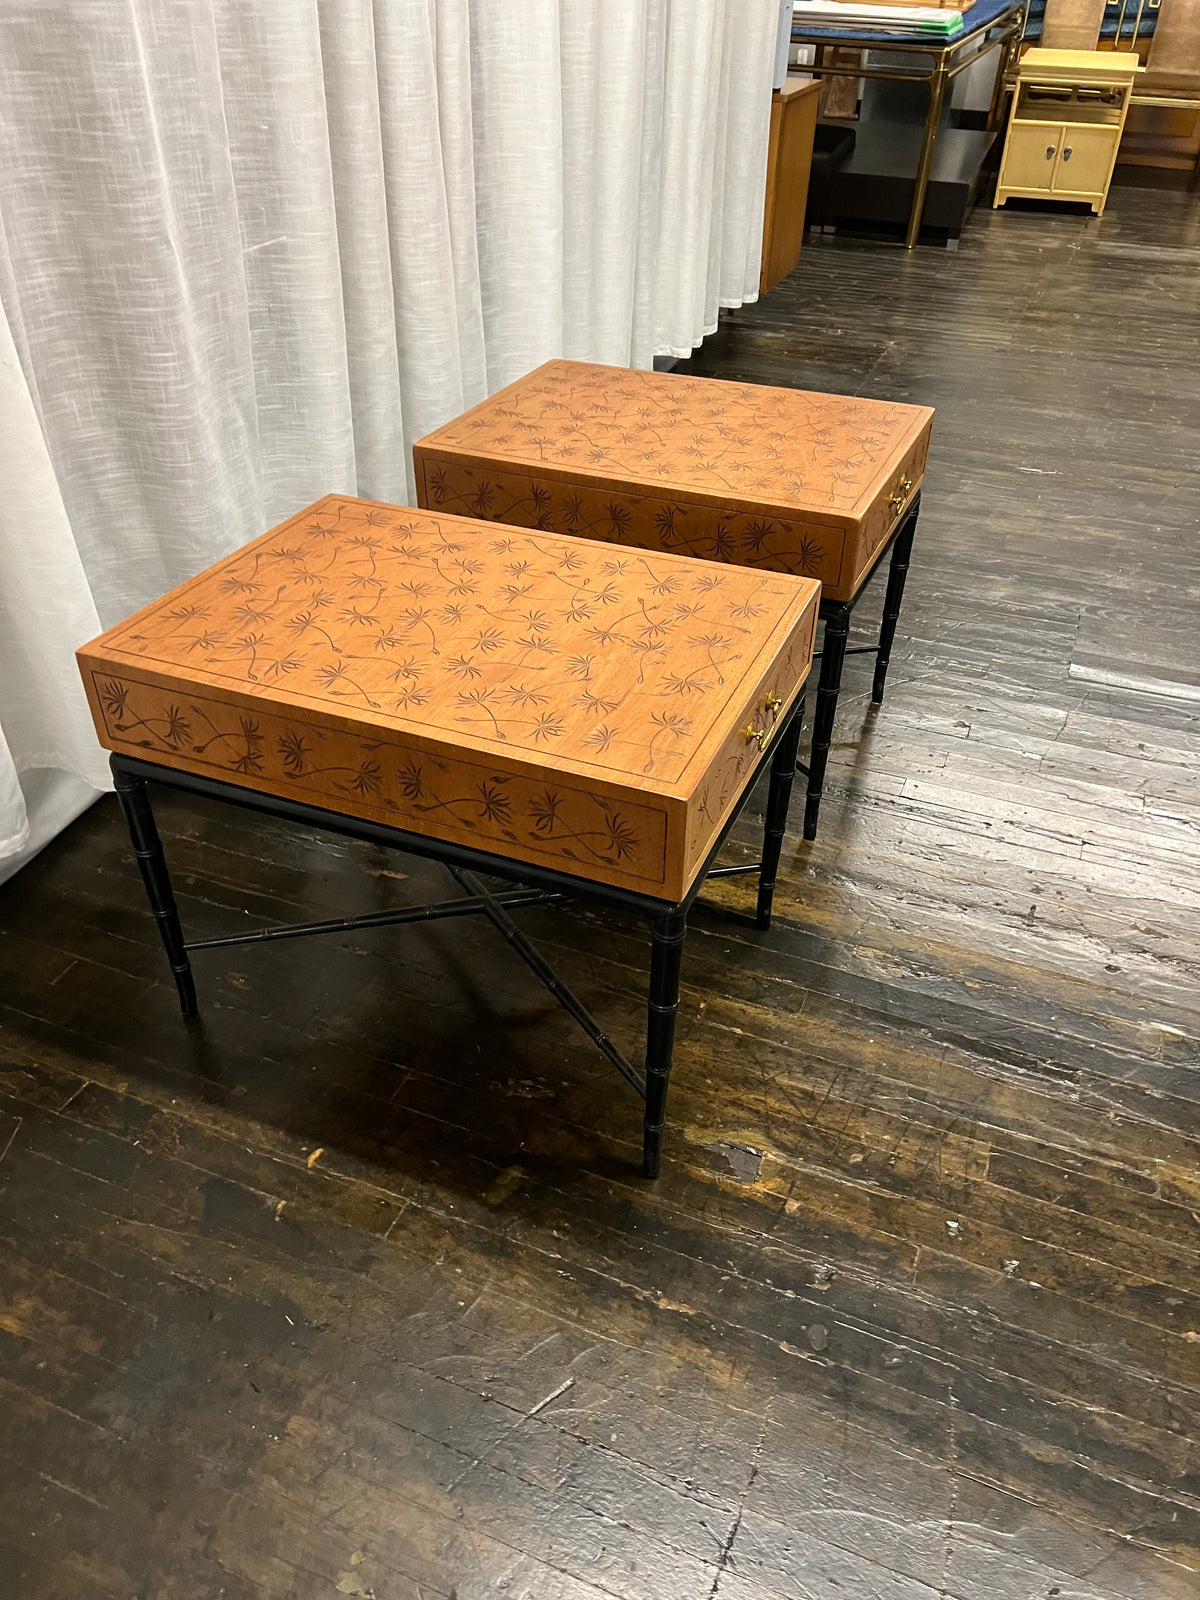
[790,0,1027,247]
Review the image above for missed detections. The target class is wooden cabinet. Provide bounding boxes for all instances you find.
[1002,119,1122,196]
[1052,122,1121,194]
[760,79,821,295]
[995,48,1140,215]
[1003,121,1065,191]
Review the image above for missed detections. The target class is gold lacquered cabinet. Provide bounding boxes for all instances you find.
[1003,123,1070,193]
[995,48,1140,216]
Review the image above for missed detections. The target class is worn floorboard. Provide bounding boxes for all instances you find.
[1,186,1199,1599]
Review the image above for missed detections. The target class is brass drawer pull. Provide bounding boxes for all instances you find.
[742,724,768,751]
[890,474,913,514]
[764,692,783,717]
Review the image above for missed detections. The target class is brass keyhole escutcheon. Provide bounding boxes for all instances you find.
[890,474,913,514]
[742,724,768,751]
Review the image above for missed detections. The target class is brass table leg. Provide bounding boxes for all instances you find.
[906,59,949,248]
[985,25,1021,133]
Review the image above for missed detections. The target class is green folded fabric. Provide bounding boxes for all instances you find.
[795,7,968,35]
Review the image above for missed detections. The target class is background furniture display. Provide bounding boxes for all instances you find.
[994,47,1140,210]
[818,44,870,115]
[761,77,822,292]
[790,0,1026,243]
[414,360,934,839]
[805,122,859,228]
[818,88,998,243]
[1129,0,1200,179]
[1032,0,1200,181]
[77,498,820,1177]
[1136,0,1200,109]
[1039,0,1110,46]
[800,3,973,32]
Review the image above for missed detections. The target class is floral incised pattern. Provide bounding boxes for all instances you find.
[98,499,811,788]
[421,462,840,587]
[420,360,931,514]
[92,674,668,886]
[82,497,820,896]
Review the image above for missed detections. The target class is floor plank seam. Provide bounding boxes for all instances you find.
[706,1407,768,1599]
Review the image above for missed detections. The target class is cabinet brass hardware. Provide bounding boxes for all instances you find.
[889,474,913,514]
[742,724,768,751]
[764,692,783,717]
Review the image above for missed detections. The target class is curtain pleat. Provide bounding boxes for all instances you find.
[0,0,776,879]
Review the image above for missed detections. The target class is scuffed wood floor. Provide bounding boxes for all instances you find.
[2,187,1199,1600]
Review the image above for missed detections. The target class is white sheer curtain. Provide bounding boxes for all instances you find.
[0,0,777,882]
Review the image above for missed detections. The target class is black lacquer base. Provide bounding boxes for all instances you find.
[803,495,920,840]
[110,696,806,1180]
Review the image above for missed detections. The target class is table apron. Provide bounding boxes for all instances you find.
[108,686,808,924]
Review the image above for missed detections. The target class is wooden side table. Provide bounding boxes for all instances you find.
[414,361,934,838]
[78,497,819,1177]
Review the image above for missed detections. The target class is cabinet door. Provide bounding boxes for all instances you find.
[1052,124,1118,197]
[1002,123,1062,193]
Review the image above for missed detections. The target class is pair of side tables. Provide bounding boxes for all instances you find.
[79,363,932,1177]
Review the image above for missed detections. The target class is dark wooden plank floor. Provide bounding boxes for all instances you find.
[2,187,1199,1600]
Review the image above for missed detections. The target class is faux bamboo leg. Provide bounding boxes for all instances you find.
[756,699,806,930]
[906,61,949,248]
[804,607,850,841]
[112,765,197,1016]
[642,910,687,1179]
[872,499,920,705]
